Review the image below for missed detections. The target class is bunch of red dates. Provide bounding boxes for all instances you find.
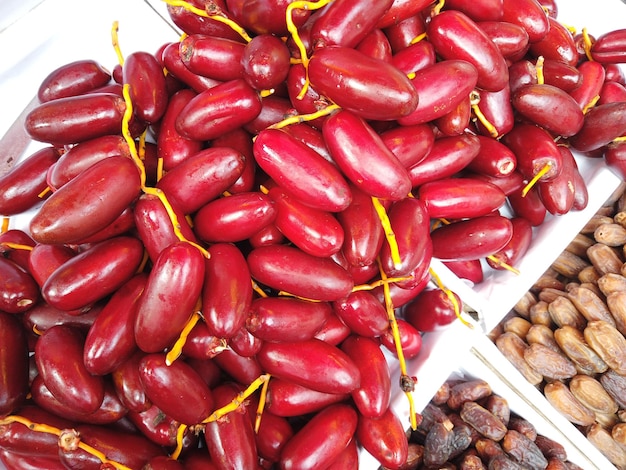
[1,0,626,468]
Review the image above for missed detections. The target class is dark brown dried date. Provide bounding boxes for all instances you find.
[447,379,492,410]
[502,429,549,470]
[423,421,455,467]
[460,401,508,441]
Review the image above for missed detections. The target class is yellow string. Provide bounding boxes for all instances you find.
[535,56,545,85]
[111,21,125,66]
[0,242,33,251]
[521,162,552,197]
[267,103,341,130]
[470,91,499,138]
[371,197,402,270]
[581,27,594,62]
[202,374,271,423]
[428,267,472,329]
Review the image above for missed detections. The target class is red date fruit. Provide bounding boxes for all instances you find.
[466,135,517,178]
[501,0,550,43]
[487,216,534,270]
[591,28,626,63]
[404,287,462,332]
[257,338,361,394]
[111,351,152,413]
[333,290,389,338]
[29,156,141,245]
[180,34,245,82]
[569,101,626,153]
[308,46,419,121]
[41,235,144,312]
[0,146,59,216]
[569,60,606,111]
[241,34,291,90]
[38,59,112,102]
[528,16,578,66]
[139,353,213,425]
[0,313,29,415]
[501,123,562,182]
[35,325,105,414]
[472,86,515,138]
[265,378,349,417]
[279,403,358,470]
[356,406,409,469]
[0,257,39,314]
[478,21,530,60]
[123,51,168,123]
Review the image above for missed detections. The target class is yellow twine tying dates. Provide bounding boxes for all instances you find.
[202,374,271,424]
[0,242,33,251]
[166,308,202,366]
[1,217,8,233]
[521,161,552,197]
[535,56,545,85]
[160,0,252,43]
[470,90,499,138]
[171,423,188,460]
[581,27,595,62]
[111,21,125,66]
[614,135,626,143]
[267,103,341,130]
[486,254,521,276]
[0,416,132,470]
[583,94,600,114]
[432,0,446,15]
[255,375,271,433]
[37,186,52,199]
[428,267,472,329]
[286,0,334,100]
[376,257,417,431]
[371,196,402,270]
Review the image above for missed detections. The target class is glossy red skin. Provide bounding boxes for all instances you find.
[127,404,181,447]
[38,59,111,103]
[167,0,247,39]
[569,60,606,110]
[156,146,245,214]
[431,215,514,261]
[376,0,433,29]
[418,177,506,219]
[356,406,409,469]
[386,15,426,54]
[508,184,547,227]
[390,38,436,76]
[284,63,327,125]
[605,140,626,180]
[111,351,151,413]
[470,169,526,197]
[308,46,419,121]
[326,438,359,470]
[569,101,626,153]
[443,259,484,285]
[0,313,29,415]
[162,42,222,94]
[21,302,101,336]
[572,162,589,211]
[41,236,144,312]
[246,296,330,343]
[398,59,478,126]
[229,326,263,357]
[34,325,104,413]
[181,321,225,360]
[323,110,412,200]
[269,186,345,258]
[258,338,361,394]
[123,51,168,123]
[201,243,251,339]
[247,244,354,302]
[310,0,394,49]
[356,28,393,61]
[529,17,577,66]
[194,192,275,243]
[379,197,432,281]
[472,86,515,138]
[181,450,219,470]
[599,81,626,105]
[254,128,351,212]
[226,0,310,36]
[241,34,291,90]
[175,79,262,141]
[0,405,74,457]
[380,318,422,360]
[134,242,205,353]
[513,83,584,137]
[478,21,529,59]
[313,312,352,346]
[73,206,136,245]
[282,123,332,164]
[255,411,293,463]
[0,229,35,272]
[279,403,358,470]
[212,348,264,385]
[501,123,563,182]
[57,424,166,470]
[537,145,578,215]
[29,156,141,244]
[27,244,75,289]
[133,192,198,263]
[180,34,245,81]
[605,63,626,85]
[444,0,503,21]
[404,288,462,332]
[434,96,472,136]
[373,271,431,312]
[139,353,213,425]
[83,273,146,375]
[487,216,534,271]
[31,375,127,425]
[427,10,508,92]
[212,127,257,193]
[249,222,285,248]
[408,133,480,188]
[0,450,65,469]
[0,146,59,216]
[591,28,626,63]
[341,335,391,418]
[334,254,379,286]
[467,135,517,177]
[541,59,583,92]
[333,291,390,338]
[47,135,129,190]
[243,95,295,135]
[25,93,126,145]
[144,456,185,470]
[501,0,549,43]
[203,383,258,469]
[0,258,39,314]
[155,88,203,172]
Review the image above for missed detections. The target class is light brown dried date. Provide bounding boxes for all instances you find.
[534,435,568,461]
[551,250,591,278]
[545,458,570,470]
[460,401,508,442]
[586,423,626,469]
[569,374,618,415]
[526,324,562,354]
[581,214,615,235]
[614,210,626,228]
[529,300,553,327]
[587,243,624,276]
[503,316,533,339]
[607,291,626,336]
[553,325,609,375]
[523,343,578,380]
[544,381,596,426]
[565,233,595,258]
[513,291,538,319]
[495,332,544,386]
[547,296,586,330]
[506,416,537,442]
[502,429,549,470]
[594,410,619,429]
[484,394,510,428]
[584,320,626,375]
[566,285,615,326]
[594,223,626,247]
[447,379,492,410]
[598,272,626,297]
[577,265,601,284]
[600,369,626,409]
[474,437,505,462]
[539,287,569,303]
[612,422,626,448]
[458,453,487,470]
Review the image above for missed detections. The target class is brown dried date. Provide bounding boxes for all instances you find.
[568,374,618,415]
[584,320,626,375]
[586,424,626,470]
[423,421,455,467]
[502,429,549,470]
[543,381,596,426]
[495,332,544,385]
[447,379,492,410]
[553,325,609,375]
[566,285,616,326]
[460,401,508,441]
[523,343,577,380]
